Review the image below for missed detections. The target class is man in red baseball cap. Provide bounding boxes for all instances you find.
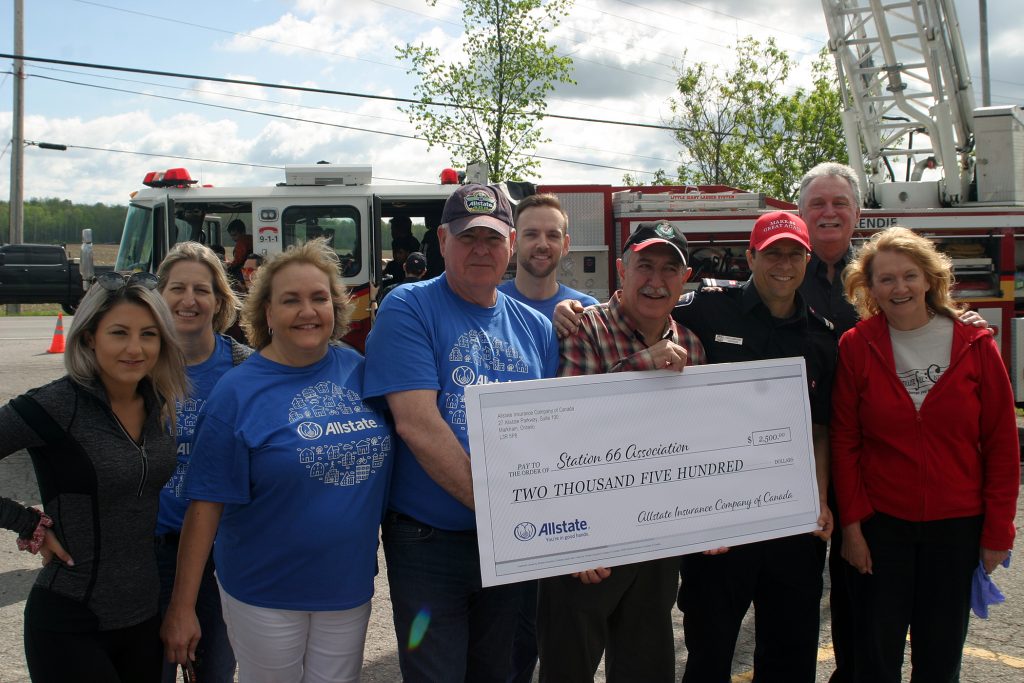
[672,209,836,683]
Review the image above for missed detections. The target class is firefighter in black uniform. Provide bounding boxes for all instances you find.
[673,211,837,683]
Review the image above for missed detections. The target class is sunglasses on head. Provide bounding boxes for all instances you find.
[95,271,160,292]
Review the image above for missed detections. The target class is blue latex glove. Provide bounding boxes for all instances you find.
[971,551,1012,619]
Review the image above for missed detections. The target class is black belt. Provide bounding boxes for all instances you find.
[385,511,477,535]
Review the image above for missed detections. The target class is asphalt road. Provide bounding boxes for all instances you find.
[0,316,1021,682]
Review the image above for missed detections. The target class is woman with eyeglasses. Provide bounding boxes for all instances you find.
[0,272,187,682]
[161,240,393,683]
[153,242,252,683]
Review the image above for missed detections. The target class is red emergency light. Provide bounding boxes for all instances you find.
[142,168,199,188]
[439,168,459,185]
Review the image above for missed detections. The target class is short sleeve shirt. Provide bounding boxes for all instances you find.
[184,346,392,610]
[498,280,600,320]
[364,274,559,530]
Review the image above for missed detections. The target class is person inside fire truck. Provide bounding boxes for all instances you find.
[161,240,393,683]
[225,219,253,284]
[153,242,251,683]
[830,227,1019,683]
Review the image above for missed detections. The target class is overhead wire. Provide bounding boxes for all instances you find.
[21,72,667,177]
[24,63,680,165]
[2,53,681,132]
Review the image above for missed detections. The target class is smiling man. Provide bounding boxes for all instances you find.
[672,211,837,683]
[364,183,558,683]
[499,193,599,319]
[537,221,706,682]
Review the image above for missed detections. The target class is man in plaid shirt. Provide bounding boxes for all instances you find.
[536,221,705,683]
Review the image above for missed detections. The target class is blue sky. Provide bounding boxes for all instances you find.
[1,0,1022,204]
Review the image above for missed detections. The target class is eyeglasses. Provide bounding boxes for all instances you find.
[241,267,257,276]
[95,271,160,292]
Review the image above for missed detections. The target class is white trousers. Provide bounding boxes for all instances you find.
[217,580,371,683]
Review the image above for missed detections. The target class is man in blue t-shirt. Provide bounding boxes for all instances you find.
[499,193,599,319]
[364,183,558,683]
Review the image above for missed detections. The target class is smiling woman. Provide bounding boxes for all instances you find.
[153,241,251,683]
[832,227,1020,681]
[161,240,395,683]
[0,278,187,682]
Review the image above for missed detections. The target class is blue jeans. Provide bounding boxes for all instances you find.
[382,511,525,683]
[156,535,237,683]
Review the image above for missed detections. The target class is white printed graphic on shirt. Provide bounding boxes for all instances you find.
[444,332,532,433]
[289,381,389,487]
[896,363,947,401]
[166,397,207,496]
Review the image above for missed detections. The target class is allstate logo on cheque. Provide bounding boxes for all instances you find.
[513,522,537,541]
[296,421,323,440]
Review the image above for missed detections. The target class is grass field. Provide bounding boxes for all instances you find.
[0,243,120,316]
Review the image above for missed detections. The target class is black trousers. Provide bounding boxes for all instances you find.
[537,557,679,683]
[828,484,855,683]
[846,513,981,683]
[24,614,162,683]
[679,534,827,683]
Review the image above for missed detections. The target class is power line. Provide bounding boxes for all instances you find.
[26,64,680,166]
[26,140,438,184]
[24,72,664,177]
[2,53,681,132]
[71,0,405,71]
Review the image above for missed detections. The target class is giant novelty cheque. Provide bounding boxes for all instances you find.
[465,357,822,586]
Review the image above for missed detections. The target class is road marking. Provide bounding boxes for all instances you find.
[962,645,1024,668]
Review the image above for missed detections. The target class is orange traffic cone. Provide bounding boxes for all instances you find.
[47,314,66,354]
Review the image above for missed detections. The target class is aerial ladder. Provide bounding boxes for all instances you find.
[820,0,978,207]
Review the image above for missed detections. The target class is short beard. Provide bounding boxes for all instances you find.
[518,254,558,279]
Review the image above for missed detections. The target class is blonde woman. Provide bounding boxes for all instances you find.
[155,242,252,683]
[831,227,1019,681]
[162,240,393,682]
[0,273,186,682]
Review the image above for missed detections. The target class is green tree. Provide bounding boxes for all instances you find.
[665,38,847,202]
[397,0,575,181]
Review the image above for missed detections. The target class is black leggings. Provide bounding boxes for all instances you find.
[24,615,162,683]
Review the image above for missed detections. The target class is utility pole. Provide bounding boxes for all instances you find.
[979,0,991,107]
[7,0,24,315]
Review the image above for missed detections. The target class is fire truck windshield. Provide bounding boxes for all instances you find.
[115,204,155,272]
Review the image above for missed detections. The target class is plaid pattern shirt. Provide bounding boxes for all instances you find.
[559,291,707,377]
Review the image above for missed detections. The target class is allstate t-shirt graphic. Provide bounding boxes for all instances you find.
[156,335,234,536]
[444,331,533,434]
[169,396,206,497]
[185,346,393,610]
[289,381,390,486]
[364,274,559,530]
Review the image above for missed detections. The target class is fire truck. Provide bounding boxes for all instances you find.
[103,164,488,350]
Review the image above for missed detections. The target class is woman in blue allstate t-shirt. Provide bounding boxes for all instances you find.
[160,240,393,683]
[155,241,251,683]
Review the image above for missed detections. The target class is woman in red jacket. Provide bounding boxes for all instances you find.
[831,227,1018,682]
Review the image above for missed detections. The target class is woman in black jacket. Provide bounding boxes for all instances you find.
[0,272,187,682]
